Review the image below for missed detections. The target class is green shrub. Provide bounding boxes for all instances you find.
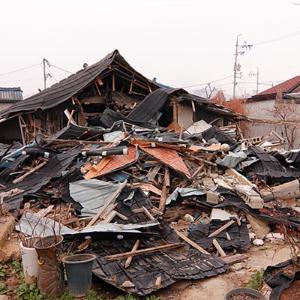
[246,270,264,291]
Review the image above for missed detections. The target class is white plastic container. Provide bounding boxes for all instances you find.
[20,238,39,284]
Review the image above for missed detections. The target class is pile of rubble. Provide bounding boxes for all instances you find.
[0,50,298,298]
[0,116,299,297]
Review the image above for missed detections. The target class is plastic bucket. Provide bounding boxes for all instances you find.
[20,237,39,284]
[33,235,65,298]
[224,287,266,300]
[63,253,97,297]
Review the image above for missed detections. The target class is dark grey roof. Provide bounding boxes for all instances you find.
[0,50,157,118]
[0,87,23,102]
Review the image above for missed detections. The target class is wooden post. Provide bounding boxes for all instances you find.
[171,98,178,124]
[18,115,26,145]
[159,167,170,212]
[95,81,101,96]
[112,73,116,91]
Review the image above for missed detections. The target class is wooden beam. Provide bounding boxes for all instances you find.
[95,81,102,96]
[221,254,248,265]
[147,165,161,182]
[174,229,210,255]
[105,243,183,261]
[112,73,116,91]
[159,167,170,212]
[18,115,26,145]
[208,220,235,238]
[13,160,48,184]
[212,238,226,257]
[124,240,140,268]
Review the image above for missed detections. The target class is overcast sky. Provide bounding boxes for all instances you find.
[0,0,299,98]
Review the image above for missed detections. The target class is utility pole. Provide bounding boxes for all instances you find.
[42,58,51,90]
[256,67,259,94]
[249,67,260,94]
[233,34,253,99]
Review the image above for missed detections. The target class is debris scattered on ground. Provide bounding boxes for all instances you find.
[0,50,299,298]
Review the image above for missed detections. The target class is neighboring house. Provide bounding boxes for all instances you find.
[0,87,23,111]
[245,76,300,148]
[0,50,239,144]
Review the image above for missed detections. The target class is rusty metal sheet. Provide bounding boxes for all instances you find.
[137,144,190,178]
[84,146,138,179]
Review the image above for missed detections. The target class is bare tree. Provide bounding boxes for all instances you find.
[271,92,298,149]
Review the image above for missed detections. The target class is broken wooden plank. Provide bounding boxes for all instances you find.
[86,181,127,227]
[124,240,140,268]
[159,167,170,212]
[174,229,210,255]
[115,212,128,221]
[221,254,248,265]
[36,205,54,218]
[147,165,161,182]
[208,219,235,238]
[105,243,183,261]
[100,210,117,223]
[13,160,48,184]
[212,238,226,257]
[155,276,162,288]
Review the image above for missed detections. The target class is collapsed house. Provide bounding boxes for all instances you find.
[0,50,239,144]
[0,51,298,298]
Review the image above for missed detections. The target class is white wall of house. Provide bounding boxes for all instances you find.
[245,99,300,148]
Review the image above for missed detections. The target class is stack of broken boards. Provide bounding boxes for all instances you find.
[0,124,299,296]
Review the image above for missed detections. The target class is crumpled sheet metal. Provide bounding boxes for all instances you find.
[17,212,159,237]
[84,146,138,179]
[2,147,81,211]
[245,146,300,182]
[216,151,247,168]
[132,141,190,178]
[166,187,206,205]
[69,179,126,217]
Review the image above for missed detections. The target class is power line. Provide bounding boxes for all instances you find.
[51,64,72,74]
[254,30,300,46]
[0,63,41,77]
[182,74,233,89]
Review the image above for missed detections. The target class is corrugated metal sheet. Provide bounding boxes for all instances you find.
[17,211,158,237]
[128,87,180,122]
[69,179,126,216]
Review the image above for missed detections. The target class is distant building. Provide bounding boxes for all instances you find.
[245,76,300,148]
[0,87,23,111]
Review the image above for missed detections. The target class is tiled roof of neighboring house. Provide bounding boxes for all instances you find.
[249,76,300,101]
[0,87,23,102]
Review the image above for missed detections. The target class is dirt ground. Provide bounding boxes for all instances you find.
[155,241,292,300]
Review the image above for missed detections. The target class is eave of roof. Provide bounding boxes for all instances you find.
[250,75,300,101]
[0,50,158,118]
